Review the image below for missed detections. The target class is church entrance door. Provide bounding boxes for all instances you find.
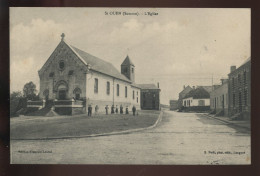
[59,90,66,100]
[57,84,67,100]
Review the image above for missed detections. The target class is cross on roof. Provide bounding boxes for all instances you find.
[61,33,65,41]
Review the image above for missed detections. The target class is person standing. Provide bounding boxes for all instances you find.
[88,104,92,117]
[95,105,99,114]
[111,105,115,114]
[132,105,136,116]
[105,105,109,115]
[125,106,129,114]
[120,105,123,114]
[115,105,118,114]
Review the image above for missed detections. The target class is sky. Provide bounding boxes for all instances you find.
[10,8,250,104]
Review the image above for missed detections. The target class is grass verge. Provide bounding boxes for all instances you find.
[11,110,160,140]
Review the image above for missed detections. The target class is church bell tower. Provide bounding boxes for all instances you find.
[121,55,135,82]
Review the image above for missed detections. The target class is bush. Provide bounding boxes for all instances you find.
[10,91,25,117]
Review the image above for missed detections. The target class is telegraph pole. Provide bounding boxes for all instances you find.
[211,73,213,91]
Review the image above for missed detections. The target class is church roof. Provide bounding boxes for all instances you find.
[121,55,135,66]
[137,84,159,90]
[67,43,131,83]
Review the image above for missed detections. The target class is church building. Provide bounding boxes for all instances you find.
[37,33,141,115]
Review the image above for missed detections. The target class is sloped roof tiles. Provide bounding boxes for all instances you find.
[69,44,131,83]
[137,84,159,89]
[121,55,135,66]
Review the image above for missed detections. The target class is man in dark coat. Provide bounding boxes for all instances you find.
[111,105,115,114]
[132,105,136,116]
[120,105,123,114]
[125,106,129,114]
[88,104,92,117]
[105,105,109,115]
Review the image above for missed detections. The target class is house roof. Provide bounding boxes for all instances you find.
[130,83,142,89]
[179,86,192,95]
[184,87,210,99]
[121,55,135,66]
[197,86,213,93]
[137,84,159,90]
[67,43,131,83]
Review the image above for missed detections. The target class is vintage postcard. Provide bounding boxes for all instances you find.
[10,8,251,164]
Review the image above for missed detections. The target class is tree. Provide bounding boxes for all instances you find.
[10,91,22,100]
[23,81,37,100]
[10,91,23,117]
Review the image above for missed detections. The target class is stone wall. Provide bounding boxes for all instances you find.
[39,41,87,100]
[228,60,251,117]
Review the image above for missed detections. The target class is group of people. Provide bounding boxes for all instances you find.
[87,104,137,117]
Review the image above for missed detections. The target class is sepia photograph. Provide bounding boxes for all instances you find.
[10,7,251,164]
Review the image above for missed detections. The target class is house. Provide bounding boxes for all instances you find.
[31,33,141,115]
[210,79,228,116]
[178,85,193,109]
[137,83,161,110]
[228,58,251,120]
[182,87,210,112]
[169,100,178,110]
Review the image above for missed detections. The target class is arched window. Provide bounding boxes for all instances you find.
[125,86,127,98]
[106,82,110,95]
[49,72,54,77]
[73,88,82,100]
[59,60,65,70]
[117,84,120,96]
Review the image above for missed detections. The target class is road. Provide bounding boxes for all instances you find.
[10,110,250,164]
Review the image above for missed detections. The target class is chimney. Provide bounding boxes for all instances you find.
[157,82,160,89]
[183,85,185,89]
[230,66,236,72]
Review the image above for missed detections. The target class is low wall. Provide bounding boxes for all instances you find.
[183,106,210,112]
[27,100,45,108]
[54,100,85,115]
[26,100,46,114]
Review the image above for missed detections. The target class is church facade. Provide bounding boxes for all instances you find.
[37,34,141,115]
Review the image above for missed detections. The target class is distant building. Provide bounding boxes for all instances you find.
[228,58,251,120]
[210,79,228,116]
[182,87,210,112]
[169,100,178,110]
[178,85,193,109]
[137,83,161,110]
